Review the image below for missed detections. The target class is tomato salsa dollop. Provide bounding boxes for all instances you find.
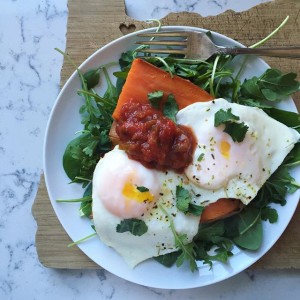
[115,102,196,172]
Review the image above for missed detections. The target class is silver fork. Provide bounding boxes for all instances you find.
[136,31,300,60]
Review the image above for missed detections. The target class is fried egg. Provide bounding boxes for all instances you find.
[176,98,300,205]
[92,147,200,268]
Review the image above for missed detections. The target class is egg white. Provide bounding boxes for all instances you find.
[176,98,300,205]
[92,147,200,268]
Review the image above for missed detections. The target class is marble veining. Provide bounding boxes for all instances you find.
[1,0,300,299]
[126,0,272,20]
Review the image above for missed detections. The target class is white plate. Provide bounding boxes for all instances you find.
[44,26,300,289]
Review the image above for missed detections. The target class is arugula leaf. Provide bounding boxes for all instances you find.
[194,221,233,267]
[176,186,203,216]
[254,165,299,208]
[214,108,249,142]
[240,69,300,102]
[163,94,179,123]
[194,242,233,267]
[102,67,118,102]
[83,68,100,90]
[159,204,197,272]
[116,218,148,236]
[148,90,164,109]
[175,238,197,272]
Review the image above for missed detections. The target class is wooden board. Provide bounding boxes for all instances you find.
[32,0,300,269]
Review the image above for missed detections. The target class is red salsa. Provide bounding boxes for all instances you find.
[115,102,196,172]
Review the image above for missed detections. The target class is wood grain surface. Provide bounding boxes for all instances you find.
[32,0,300,269]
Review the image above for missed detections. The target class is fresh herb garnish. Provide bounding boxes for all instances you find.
[147,91,179,122]
[163,94,179,122]
[159,204,198,272]
[136,186,149,192]
[197,153,205,162]
[116,218,148,236]
[148,90,164,109]
[261,206,278,224]
[176,186,204,216]
[240,69,300,102]
[214,108,249,142]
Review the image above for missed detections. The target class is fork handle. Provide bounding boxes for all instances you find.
[218,47,300,59]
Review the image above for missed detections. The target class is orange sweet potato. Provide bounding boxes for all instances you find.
[200,198,243,223]
[112,58,213,120]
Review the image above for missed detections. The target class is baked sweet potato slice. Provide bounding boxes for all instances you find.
[112,58,213,120]
[200,198,243,223]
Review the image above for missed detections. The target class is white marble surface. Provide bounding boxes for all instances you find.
[1,0,300,299]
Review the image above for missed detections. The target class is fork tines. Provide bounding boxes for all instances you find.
[136,31,188,55]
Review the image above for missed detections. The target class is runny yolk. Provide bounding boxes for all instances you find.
[220,140,231,159]
[122,183,154,203]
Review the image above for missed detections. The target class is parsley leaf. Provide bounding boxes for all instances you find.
[261,206,278,224]
[214,108,239,126]
[214,108,248,142]
[223,122,249,143]
[176,186,204,216]
[148,90,164,109]
[240,69,300,102]
[116,219,148,236]
[136,186,149,192]
[163,94,179,123]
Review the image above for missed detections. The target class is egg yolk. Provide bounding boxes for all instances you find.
[220,140,230,159]
[122,183,154,203]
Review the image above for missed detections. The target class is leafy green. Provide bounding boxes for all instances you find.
[214,108,239,126]
[159,204,197,271]
[116,219,148,236]
[197,153,204,162]
[261,206,278,224]
[240,69,300,102]
[176,186,204,216]
[284,143,300,167]
[253,165,300,209]
[63,132,100,184]
[175,238,197,272]
[79,182,93,217]
[233,218,262,250]
[136,186,149,192]
[83,68,101,90]
[223,122,249,143]
[214,108,249,142]
[163,94,179,122]
[148,90,164,109]
[154,251,181,267]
